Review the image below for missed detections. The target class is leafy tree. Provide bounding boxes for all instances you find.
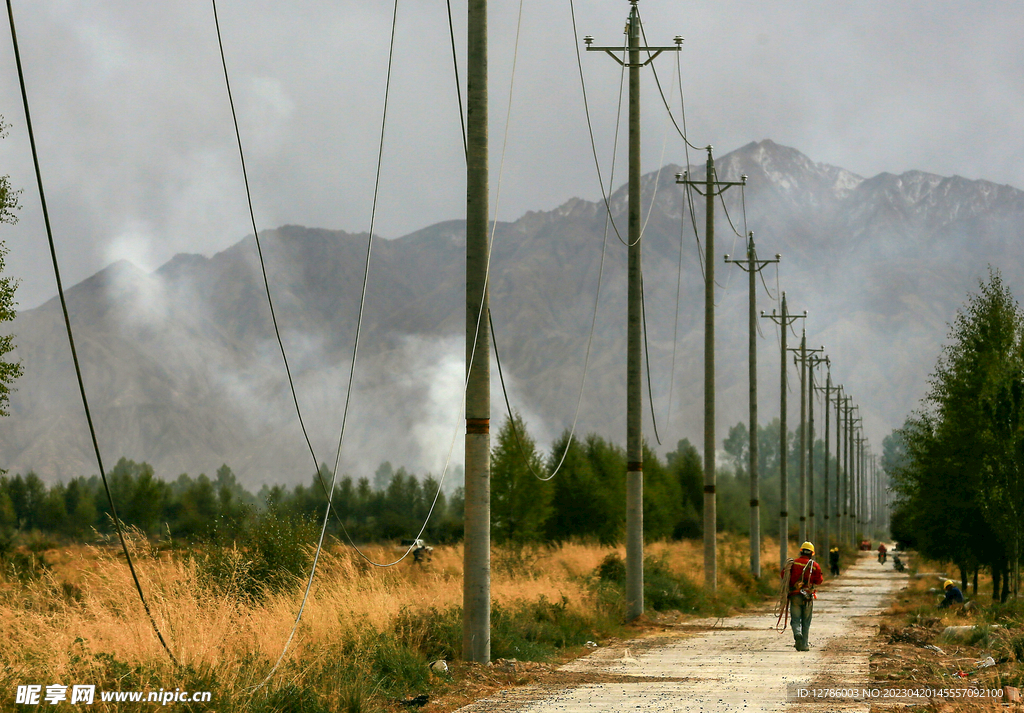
[0,117,22,423]
[666,438,702,538]
[545,430,612,543]
[490,412,551,544]
[891,271,1023,596]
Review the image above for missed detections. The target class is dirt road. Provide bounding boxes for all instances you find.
[456,552,906,712]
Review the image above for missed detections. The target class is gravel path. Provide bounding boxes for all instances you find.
[456,551,906,712]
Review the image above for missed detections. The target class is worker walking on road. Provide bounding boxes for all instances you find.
[782,542,824,651]
[828,547,840,576]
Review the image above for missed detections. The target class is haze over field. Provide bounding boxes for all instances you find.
[3,140,1024,486]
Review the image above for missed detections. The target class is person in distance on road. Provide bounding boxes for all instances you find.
[783,542,824,651]
[938,579,964,609]
[877,542,887,565]
[828,546,841,576]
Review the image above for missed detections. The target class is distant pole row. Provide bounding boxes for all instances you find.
[462,0,892,663]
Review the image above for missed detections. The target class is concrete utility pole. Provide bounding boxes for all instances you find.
[815,363,833,557]
[761,294,805,569]
[855,433,862,532]
[587,4,680,619]
[806,353,828,547]
[858,435,868,532]
[724,233,779,578]
[464,0,490,663]
[679,155,746,592]
[789,332,823,545]
[848,410,862,543]
[834,387,843,546]
[840,397,855,547]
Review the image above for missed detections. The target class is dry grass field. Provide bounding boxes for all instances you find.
[0,532,783,711]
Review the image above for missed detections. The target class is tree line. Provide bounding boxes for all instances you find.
[888,270,1024,601]
[2,421,849,550]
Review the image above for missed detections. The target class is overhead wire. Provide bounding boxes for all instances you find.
[237,0,454,688]
[636,10,702,151]
[445,0,467,157]
[664,177,686,430]
[569,0,631,248]
[6,0,178,666]
[211,0,325,511]
[636,55,678,242]
[490,0,621,482]
[640,271,662,445]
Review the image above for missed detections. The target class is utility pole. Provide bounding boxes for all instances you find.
[806,353,828,546]
[587,4,680,619]
[464,0,490,663]
[789,332,822,545]
[851,428,860,532]
[761,294,805,569]
[832,385,841,547]
[840,395,854,548]
[815,363,833,557]
[724,233,779,578]
[849,410,862,544]
[678,152,745,592]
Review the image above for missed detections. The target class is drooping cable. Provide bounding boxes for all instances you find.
[211,0,324,501]
[485,145,606,485]
[214,0,413,577]
[254,0,411,686]
[759,266,778,302]
[6,0,178,666]
[636,56,678,242]
[640,270,662,445]
[569,0,630,247]
[715,167,745,240]
[636,10,702,152]
[445,0,467,157]
[339,0,530,554]
[664,186,686,429]
[673,46,707,283]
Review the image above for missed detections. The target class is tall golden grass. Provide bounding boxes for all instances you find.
[0,533,781,696]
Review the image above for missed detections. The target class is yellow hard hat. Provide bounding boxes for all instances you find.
[944,580,954,589]
[800,541,815,555]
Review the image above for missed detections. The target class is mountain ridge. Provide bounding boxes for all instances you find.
[4,139,1024,485]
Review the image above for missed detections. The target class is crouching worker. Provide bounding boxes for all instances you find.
[783,542,824,651]
[938,579,964,609]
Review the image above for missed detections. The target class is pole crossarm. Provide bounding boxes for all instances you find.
[791,345,824,364]
[584,33,680,68]
[677,168,746,196]
[761,310,806,328]
[586,46,680,66]
[725,233,779,274]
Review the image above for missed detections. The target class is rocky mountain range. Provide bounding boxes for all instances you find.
[3,139,1024,487]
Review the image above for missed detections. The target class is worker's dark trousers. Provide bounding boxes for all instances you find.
[789,594,813,651]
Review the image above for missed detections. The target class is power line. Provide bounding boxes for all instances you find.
[664,169,687,430]
[445,0,466,157]
[6,0,178,666]
[640,270,662,445]
[569,0,631,248]
[636,11,702,151]
[211,0,323,514]
[212,0,448,583]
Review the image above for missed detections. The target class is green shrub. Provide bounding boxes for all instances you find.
[193,508,317,600]
[394,606,462,661]
[595,553,626,584]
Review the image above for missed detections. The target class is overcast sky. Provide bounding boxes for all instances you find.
[0,0,1021,312]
